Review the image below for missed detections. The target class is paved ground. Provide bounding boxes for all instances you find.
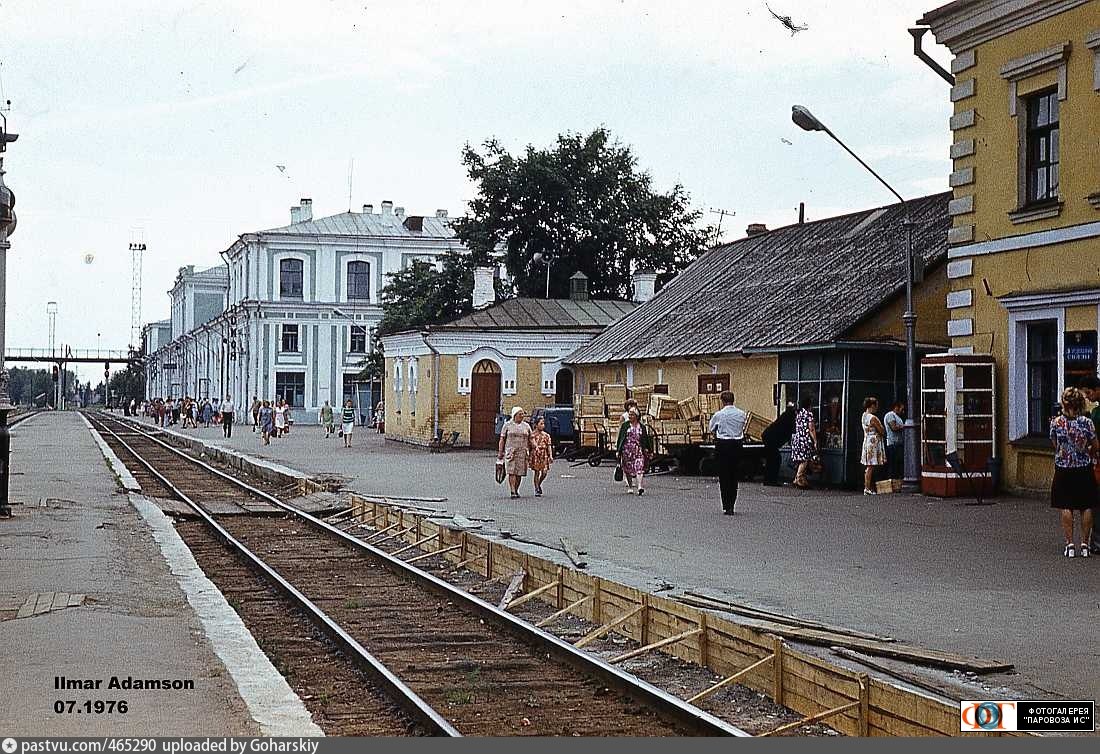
[141,415,1100,702]
[0,412,258,736]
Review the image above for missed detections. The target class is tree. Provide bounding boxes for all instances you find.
[106,349,146,407]
[455,127,713,299]
[376,256,481,336]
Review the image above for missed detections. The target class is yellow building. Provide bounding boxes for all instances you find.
[381,269,637,448]
[921,0,1100,492]
[568,195,952,487]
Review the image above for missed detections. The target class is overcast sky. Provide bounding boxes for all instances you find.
[2,0,952,380]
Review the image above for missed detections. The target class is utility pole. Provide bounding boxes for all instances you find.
[130,237,145,353]
[0,106,19,518]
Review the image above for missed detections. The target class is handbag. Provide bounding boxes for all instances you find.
[614,466,624,482]
[495,460,506,484]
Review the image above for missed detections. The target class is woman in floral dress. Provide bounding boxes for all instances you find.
[615,409,653,495]
[1050,387,1097,557]
[789,396,818,489]
[860,396,887,494]
[529,416,554,497]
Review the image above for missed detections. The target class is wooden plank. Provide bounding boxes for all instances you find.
[504,580,560,611]
[560,537,587,568]
[33,592,54,615]
[536,596,591,628]
[497,572,527,609]
[686,652,775,704]
[68,593,85,607]
[832,647,959,701]
[16,594,37,619]
[760,701,861,737]
[51,592,71,611]
[575,605,643,649]
[610,628,703,664]
[363,521,402,541]
[406,543,462,564]
[859,674,870,737]
[680,592,894,642]
[370,526,416,547]
[773,635,785,707]
[391,532,438,557]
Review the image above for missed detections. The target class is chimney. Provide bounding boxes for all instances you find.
[381,200,393,216]
[300,198,313,222]
[395,206,406,219]
[403,215,424,232]
[632,271,658,303]
[746,223,768,237]
[569,271,589,302]
[290,205,302,223]
[472,266,496,309]
[435,209,448,218]
[362,204,373,214]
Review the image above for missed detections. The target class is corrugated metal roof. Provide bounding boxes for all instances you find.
[191,265,228,281]
[568,192,951,364]
[437,297,637,331]
[260,211,458,240]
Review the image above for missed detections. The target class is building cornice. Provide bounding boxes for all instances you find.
[921,0,1091,52]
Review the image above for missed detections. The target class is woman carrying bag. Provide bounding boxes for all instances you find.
[616,409,653,495]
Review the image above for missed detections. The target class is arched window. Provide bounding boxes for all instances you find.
[347,261,371,301]
[280,258,303,299]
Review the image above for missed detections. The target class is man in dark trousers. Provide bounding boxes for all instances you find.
[761,402,797,486]
[708,391,748,515]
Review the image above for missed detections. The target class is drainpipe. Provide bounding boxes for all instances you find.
[909,27,954,85]
[420,331,441,441]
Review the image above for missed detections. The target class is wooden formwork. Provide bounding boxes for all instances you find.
[347,496,1021,738]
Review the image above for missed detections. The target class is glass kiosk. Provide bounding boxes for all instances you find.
[920,353,997,497]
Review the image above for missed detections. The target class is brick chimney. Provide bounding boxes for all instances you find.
[472,266,496,309]
[435,209,448,218]
[362,204,373,214]
[290,205,302,223]
[381,200,393,216]
[632,271,658,303]
[300,198,313,222]
[746,223,768,237]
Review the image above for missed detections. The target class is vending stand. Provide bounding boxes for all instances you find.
[920,353,997,497]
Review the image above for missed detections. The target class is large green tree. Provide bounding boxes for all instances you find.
[454,128,712,299]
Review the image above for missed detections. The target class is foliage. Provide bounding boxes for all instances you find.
[454,127,713,299]
[377,255,483,335]
[6,366,76,406]
[106,349,146,405]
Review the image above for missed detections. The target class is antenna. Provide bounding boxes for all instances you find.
[347,157,354,212]
[129,231,146,353]
[709,207,736,245]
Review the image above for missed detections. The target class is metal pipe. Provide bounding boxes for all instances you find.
[421,332,441,440]
[909,27,954,85]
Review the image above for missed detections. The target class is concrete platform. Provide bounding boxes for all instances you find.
[136,414,1100,703]
[0,412,260,735]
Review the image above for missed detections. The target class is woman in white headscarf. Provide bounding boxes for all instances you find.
[498,406,532,498]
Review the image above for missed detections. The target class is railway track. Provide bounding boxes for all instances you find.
[86,411,749,737]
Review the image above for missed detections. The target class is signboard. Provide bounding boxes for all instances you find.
[162,362,178,370]
[1064,330,1097,387]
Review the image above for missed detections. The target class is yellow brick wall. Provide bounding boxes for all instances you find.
[846,265,951,346]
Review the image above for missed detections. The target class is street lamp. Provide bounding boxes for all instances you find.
[532,252,552,299]
[0,111,18,518]
[791,105,920,487]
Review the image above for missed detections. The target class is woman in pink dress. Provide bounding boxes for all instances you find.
[529,416,554,497]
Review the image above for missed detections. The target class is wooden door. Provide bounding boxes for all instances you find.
[470,361,502,448]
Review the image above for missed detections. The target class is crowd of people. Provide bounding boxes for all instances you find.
[141,395,236,437]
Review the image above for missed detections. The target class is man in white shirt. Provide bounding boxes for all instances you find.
[220,395,235,438]
[708,391,748,515]
[883,400,905,481]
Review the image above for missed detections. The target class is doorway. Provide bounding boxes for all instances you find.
[470,360,502,448]
[554,368,574,406]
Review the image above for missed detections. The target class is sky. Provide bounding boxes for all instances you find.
[1,0,953,380]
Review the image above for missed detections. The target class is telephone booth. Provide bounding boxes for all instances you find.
[920,353,997,497]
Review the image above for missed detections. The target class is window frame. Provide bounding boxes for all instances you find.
[280,324,300,353]
[346,260,371,301]
[349,325,368,354]
[697,373,731,395]
[1022,88,1060,208]
[274,371,306,408]
[1024,320,1058,437]
[279,258,304,300]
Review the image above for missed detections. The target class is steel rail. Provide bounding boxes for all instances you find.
[86,413,460,738]
[92,411,751,737]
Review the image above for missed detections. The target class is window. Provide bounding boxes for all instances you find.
[275,372,305,408]
[280,324,299,353]
[1025,321,1058,436]
[280,258,303,299]
[347,261,371,301]
[349,325,368,354]
[698,374,730,394]
[1024,90,1059,205]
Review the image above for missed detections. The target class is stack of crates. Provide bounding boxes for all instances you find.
[576,394,608,448]
[602,384,628,422]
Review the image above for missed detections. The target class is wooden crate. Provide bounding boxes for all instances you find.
[578,416,607,433]
[745,411,772,442]
[578,395,606,416]
[648,394,679,420]
[677,396,701,421]
[579,430,602,448]
[699,393,724,414]
[630,385,653,410]
[602,383,628,404]
[659,419,689,435]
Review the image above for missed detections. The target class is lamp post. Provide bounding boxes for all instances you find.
[0,112,18,517]
[791,105,920,487]
[532,252,552,299]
